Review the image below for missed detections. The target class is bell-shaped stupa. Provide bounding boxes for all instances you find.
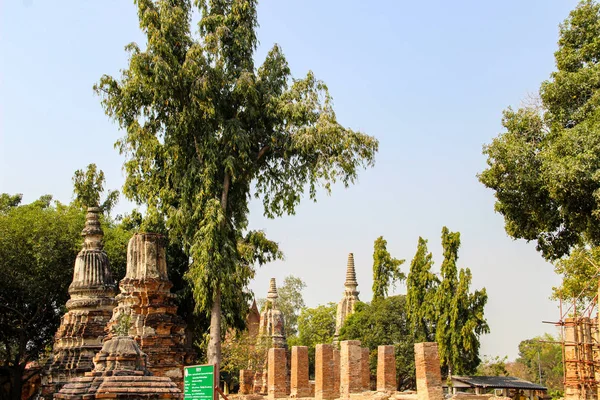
[45,207,118,393]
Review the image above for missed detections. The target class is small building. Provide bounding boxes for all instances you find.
[444,376,548,399]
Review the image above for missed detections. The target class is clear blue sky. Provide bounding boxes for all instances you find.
[1,0,580,360]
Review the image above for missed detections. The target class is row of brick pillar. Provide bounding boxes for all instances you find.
[241,341,444,400]
[239,340,398,399]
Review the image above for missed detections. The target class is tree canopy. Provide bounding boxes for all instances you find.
[94,0,378,370]
[290,303,336,377]
[0,196,82,400]
[372,236,405,300]
[516,334,563,396]
[479,0,600,262]
[406,237,438,343]
[435,227,489,376]
[339,296,415,390]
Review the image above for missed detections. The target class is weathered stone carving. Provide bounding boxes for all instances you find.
[334,253,360,344]
[106,233,193,390]
[54,335,182,399]
[45,207,117,394]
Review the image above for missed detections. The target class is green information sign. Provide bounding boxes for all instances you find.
[184,364,215,400]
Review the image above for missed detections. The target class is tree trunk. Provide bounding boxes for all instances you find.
[206,172,231,393]
[208,287,222,392]
[9,365,24,400]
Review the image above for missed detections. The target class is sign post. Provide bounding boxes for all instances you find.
[184,364,215,400]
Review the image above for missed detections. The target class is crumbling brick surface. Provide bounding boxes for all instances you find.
[290,346,310,397]
[315,344,335,400]
[362,348,370,391]
[240,370,255,395]
[414,343,443,400]
[333,348,341,396]
[341,340,363,398]
[377,345,396,392]
[268,348,287,399]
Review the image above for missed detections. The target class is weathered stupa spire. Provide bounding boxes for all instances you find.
[45,207,117,396]
[344,253,358,291]
[258,277,286,348]
[334,253,360,344]
[267,277,278,301]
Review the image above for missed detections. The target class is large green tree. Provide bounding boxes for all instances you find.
[339,296,415,390]
[0,196,82,400]
[372,236,405,300]
[479,1,600,299]
[406,237,438,343]
[434,227,489,376]
[94,0,378,374]
[290,303,336,377]
[516,334,563,395]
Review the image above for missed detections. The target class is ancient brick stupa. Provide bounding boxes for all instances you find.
[106,233,193,389]
[258,278,287,348]
[247,299,261,339]
[55,335,182,399]
[334,253,360,344]
[253,278,287,395]
[45,207,118,393]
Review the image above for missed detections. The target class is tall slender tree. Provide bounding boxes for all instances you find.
[94,0,378,376]
[434,227,489,376]
[406,237,438,342]
[372,236,405,300]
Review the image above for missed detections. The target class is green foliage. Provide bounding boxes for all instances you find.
[435,227,489,376]
[552,246,600,307]
[516,334,563,394]
[480,0,600,266]
[0,193,23,213]
[72,163,119,213]
[94,0,378,367]
[276,275,306,338]
[0,195,83,399]
[406,237,438,342]
[339,296,415,390]
[476,356,509,376]
[289,303,336,377]
[372,236,405,300]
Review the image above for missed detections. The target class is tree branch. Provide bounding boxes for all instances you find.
[257,145,270,162]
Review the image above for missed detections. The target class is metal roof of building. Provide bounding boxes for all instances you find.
[448,376,547,391]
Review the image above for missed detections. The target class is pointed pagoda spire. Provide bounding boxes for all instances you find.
[344,253,358,289]
[46,207,118,394]
[334,253,360,344]
[267,277,278,300]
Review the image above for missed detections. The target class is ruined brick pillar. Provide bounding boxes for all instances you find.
[291,346,310,397]
[253,371,263,394]
[315,344,335,400]
[268,348,287,399]
[361,347,370,391]
[106,233,194,390]
[414,343,443,400]
[377,345,396,392]
[239,370,255,395]
[333,348,341,396]
[564,318,580,400]
[340,340,362,398]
